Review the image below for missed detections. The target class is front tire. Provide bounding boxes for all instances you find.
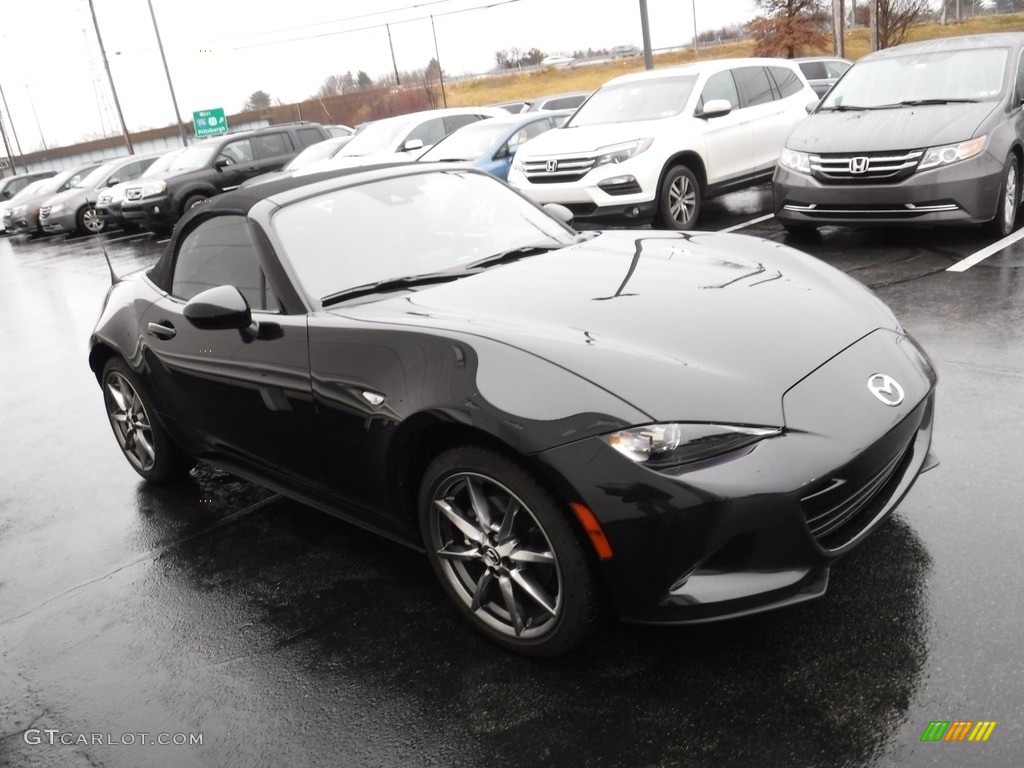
[78,205,104,235]
[655,165,701,230]
[101,358,193,483]
[988,153,1019,237]
[419,446,600,656]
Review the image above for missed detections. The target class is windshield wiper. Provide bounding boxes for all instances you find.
[321,271,469,306]
[890,98,979,106]
[465,240,569,269]
[820,104,872,111]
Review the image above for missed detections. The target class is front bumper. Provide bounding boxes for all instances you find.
[536,329,937,625]
[121,194,174,227]
[508,164,659,224]
[774,151,1004,227]
[39,209,75,234]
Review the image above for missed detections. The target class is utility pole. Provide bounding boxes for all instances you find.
[832,0,845,57]
[429,15,447,108]
[386,24,401,86]
[638,0,653,70]
[146,0,188,147]
[87,0,134,154]
[869,0,879,51]
[0,79,22,173]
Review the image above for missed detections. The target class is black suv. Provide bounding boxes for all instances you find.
[120,122,330,232]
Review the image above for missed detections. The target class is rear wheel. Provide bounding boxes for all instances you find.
[419,446,600,656]
[655,165,701,230]
[101,358,193,483]
[988,153,1019,238]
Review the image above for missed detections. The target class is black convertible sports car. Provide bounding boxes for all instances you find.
[90,165,938,656]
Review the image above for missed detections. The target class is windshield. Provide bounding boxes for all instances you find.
[283,137,349,170]
[333,117,410,156]
[74,160,123,189]
[168,143,218,171]
[420,122,511,161]
[273,170,575,303]
[143,149,186,177]
[569,74,697,127]
[822,47,1009,109]
[10,179,50,202]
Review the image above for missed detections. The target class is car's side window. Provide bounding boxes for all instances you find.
[297,127,325,148]
[698,71,740,111]
[768,67,805,99]
[406,118,447,147]
[733,67,775,106]
[172,215,278,311]
[217,139,254,166]
[800,61,826,81]
[507,119,554,154]
[1017,52,1024,104]
[445,114,481,133]
[253,132,293,159]
[824,60,850,79]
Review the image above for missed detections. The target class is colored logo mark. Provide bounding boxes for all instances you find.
[921,721,997,742]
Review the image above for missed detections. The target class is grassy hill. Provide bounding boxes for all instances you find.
[447,13,1024,107]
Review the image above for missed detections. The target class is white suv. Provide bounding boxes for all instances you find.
[507,58,817,229]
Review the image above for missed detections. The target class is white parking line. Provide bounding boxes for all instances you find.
[719,213,775,233]
[157,237,171,244]
[947,227,1024,272]
[106,233,141,243]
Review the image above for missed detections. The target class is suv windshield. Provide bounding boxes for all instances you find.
[568,74,698,127]
[75,160,122,189]
[168,143,219,172]
[335,117,410,156]
[822,47,1009,109]
[143,149,185,177]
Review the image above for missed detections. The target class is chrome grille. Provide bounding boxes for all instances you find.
[522,155,596,184]
[810,149,924,184]
[125,188,143,201]
[38,206,51,218]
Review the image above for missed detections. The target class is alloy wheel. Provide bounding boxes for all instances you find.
[429,472,563,640]
[668,174,696,226]
[83,207,104,234]
[1002,162,1018,234]
[104,371,156,473]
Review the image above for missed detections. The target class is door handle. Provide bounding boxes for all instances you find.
[148,321,176,339]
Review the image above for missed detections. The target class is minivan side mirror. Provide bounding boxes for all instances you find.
[402,139,425,152]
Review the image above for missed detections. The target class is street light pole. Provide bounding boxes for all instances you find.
[146,0,188,147]
[87,0,134,154]
[429,14,447,108]
[638,0,653,70]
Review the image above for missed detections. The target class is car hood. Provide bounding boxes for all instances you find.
[517,120,672,157]
[41,188,88,208]
[332,231,900,425]
[787,102,1000,153]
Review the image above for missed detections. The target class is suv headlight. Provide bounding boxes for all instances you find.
[593,138,653,168]
[140,181,167,197]
[603,423,781,469]
[779,148,812,174]
[918,136,986,171]
[48,202,68,214]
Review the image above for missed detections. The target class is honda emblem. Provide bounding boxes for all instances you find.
[849,157,870,174]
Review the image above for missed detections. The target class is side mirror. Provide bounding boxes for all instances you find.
[184,285,253,331]
[214,158,231,171]
[106,177,120,187]
[806,99,821,114]
[543,202,574,226]
[401,139,424,152]
[696,99,732,119]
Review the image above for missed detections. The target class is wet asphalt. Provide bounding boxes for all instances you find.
[1,187,1022,768]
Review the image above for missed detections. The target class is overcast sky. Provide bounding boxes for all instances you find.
[0,0,757,152]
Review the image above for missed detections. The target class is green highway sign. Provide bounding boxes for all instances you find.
[193,108,228,138]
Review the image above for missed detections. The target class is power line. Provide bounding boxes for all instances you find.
[230,0,526,52]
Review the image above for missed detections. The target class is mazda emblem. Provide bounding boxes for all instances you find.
[546,160,558,173]
[867,374,904,406]
[849,156,870,174]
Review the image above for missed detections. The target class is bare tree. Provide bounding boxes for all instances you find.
[748,0,830,58]
[316,75,346,98]
[877,0,933,48]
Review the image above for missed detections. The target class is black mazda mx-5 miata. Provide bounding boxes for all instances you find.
[89,165,937,656]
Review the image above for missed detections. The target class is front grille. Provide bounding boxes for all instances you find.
[800,399,928,551]
[38,206,51,218]
[125,188,143,201]
[811,149,924,184]
[563,203,597,216]
[522,155,596,184]
[97,194,112,205]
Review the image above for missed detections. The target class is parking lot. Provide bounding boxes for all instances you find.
[1,184,1022,767]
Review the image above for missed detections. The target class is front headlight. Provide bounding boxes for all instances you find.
[49,202,67,214]
[593,138,653,168]
[779,148,812,174]
[140,181,167,197]
[603,423,781,469]
[918,136,986,171]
